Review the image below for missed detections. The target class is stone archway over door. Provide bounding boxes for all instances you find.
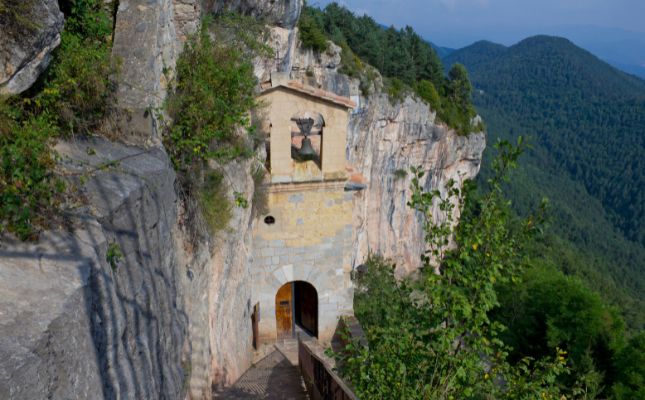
[275,281,318,340]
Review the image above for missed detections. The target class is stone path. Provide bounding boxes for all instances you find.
[214,346,308,400]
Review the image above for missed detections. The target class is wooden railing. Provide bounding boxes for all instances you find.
[298,338,359,400]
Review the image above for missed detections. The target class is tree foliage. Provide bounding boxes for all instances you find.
[300,2,478,135]
[162,14,270,236]
[446,35,645,245]
[1,0,115,239]
[338,141,580,399]
[164,15,265,172]
[494,266,626,397]
[611,333,645,400]
[341,137,643,398]
[297,7,328,53]
[444,35,645,329]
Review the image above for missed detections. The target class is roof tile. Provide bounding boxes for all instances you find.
[261,80,356,109]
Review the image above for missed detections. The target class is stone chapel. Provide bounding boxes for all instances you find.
[250,73,357,346]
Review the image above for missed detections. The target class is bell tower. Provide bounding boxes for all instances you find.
[258,73,354,184]
[250,74,357,349]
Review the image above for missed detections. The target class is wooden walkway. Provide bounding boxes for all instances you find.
[214,345,308,400]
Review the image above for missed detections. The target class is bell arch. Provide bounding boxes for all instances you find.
[290,111,325,165]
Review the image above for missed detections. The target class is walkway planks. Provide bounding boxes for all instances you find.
[214,348,308,400]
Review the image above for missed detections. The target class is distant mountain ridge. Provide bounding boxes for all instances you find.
[428,41,456,59]
[447,35,645,95]
[445,34,645,241]
[609,61,645,80]
[442,40,506,71]
[443,34,645,328]
[428,24,645,80]
[551,25,645,80]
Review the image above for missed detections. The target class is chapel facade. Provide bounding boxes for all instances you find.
[250,73,357,346]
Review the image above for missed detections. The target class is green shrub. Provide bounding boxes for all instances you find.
[338,43,363,78]
[298,8,328,52]
[0,0,39,34]
[0,0,115,240]
[106,241,123,270]
[165,15,268,172]
[0,99,62,240]
[234,191,248,208]
[164,14,271,240]
[198,170,232,235]
[33,0,116,136]
[34,30,117,136]
[251,165,268,218]
[338,141,578,399]
[384,77,409,103]
[393,169,407,179]
[438,101,475,135]
[415,80,441,112]
[61,0,112,40]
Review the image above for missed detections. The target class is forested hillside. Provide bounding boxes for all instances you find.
[296,5,644,398]
[299,3,479,134]
[444,36,645,329]
[428,41,455,59]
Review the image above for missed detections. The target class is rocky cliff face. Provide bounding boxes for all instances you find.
[206,0,301,28]
[0,1,256,399]
[280,36,486,274]
[0,1,485,399]
[0,138,186,399]
[0,0,64,95]
[347,96,485,274]
[177,157,257,398]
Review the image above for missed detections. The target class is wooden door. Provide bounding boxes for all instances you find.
[251,303,259,349]
[294,281,318,337]
[275,283,293,339]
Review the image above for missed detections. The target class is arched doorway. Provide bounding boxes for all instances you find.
[275,281,318,340]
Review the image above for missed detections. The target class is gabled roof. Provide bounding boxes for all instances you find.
[260,80,357,109]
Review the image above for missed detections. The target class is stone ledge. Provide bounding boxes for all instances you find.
[264,179,348,193]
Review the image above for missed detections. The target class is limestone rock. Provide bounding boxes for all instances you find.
[348,95,486,274]
[0,231,103,399]
[264,29,486,275]
[0,5,485,399]
[203,159,257,390]
[0,0,64,94]
[254,26,297,84]
[0,138,186,399]
[173,0,202,40]
[207,0,302,29]
[112,0,179,143]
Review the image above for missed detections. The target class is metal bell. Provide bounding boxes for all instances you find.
[298,137,317,161]
[293,117,314,136]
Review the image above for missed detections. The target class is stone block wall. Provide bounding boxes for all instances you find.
[251,181,354,344]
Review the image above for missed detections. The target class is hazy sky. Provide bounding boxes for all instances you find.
[312,0,645,48]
